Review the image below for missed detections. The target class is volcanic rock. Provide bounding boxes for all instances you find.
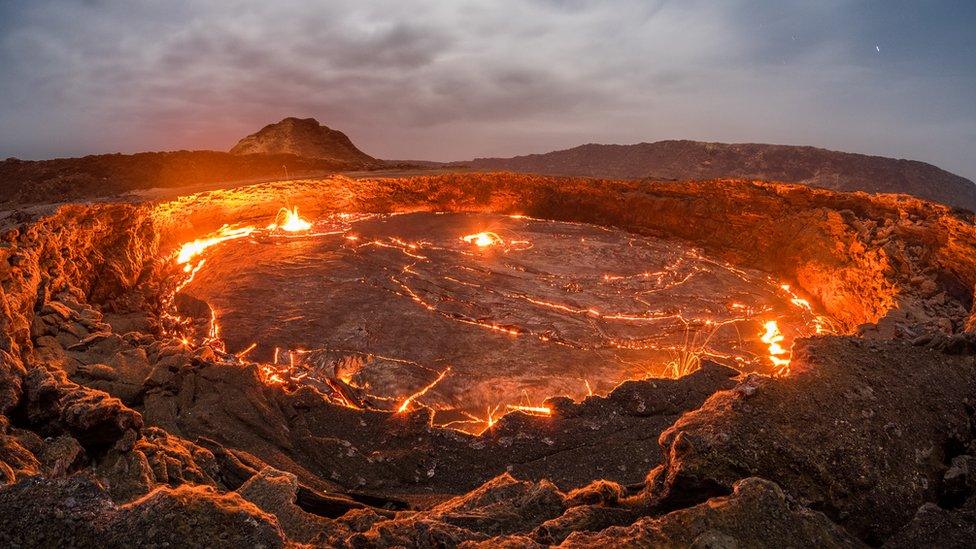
[135,352,738,496]
[531,504,637,546]
[236,466,334,543]
[230,117,376,164]
[884,499,976,548]
[0,151,363,205]
[345,474,569,547]
[643,337,976,544]
[3,172,976,546]
[21,365,143,453]
[462,140,976,210]
[0,434,41,484]
[0,475,288,548]
[0,350,26,415]
[560,477,861,548]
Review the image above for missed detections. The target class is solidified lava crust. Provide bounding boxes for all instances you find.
[179,210,824,423]
[2,173,976,547]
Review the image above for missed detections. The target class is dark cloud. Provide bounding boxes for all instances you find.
[0,0,973,180]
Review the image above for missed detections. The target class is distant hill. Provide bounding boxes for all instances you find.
[230,117,376,164]
[460,140,976,211]
[7,127,975,211]
[0,151,360,205]
[0,117,382,205]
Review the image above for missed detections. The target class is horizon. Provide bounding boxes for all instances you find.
[6,128,973,183]
[1,1,974,181]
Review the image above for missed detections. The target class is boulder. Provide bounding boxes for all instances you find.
[644,337,976,544]
[562,478,860,548]
[0,475,287,548]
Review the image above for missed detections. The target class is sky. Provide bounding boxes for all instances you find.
[0,0,974,179]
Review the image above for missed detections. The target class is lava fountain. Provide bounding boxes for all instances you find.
[268,206,313,233]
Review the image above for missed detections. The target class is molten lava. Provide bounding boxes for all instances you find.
[506,404,553,416]
[176,225,256,265]
[165,210,832,434]
[760,320,791,374]
[780,283,834,334]
[462,231,503,247]
[267,206,312,233]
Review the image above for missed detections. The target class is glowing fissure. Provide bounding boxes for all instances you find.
[506,404,552,415]
[779,283,835,335]
[397,367,452,413]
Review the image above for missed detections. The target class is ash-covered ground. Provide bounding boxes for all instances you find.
[181,212,819,422]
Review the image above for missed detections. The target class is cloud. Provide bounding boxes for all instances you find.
[0,0,973,179]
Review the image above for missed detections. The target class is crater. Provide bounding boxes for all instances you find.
[176,211,825,426]
[7,173,975,547]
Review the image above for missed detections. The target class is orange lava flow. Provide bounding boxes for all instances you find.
[164,208,318,350]
[760,320,791,374]
[456,404,505,434]
[176,225,256,265]
[450,402,552,434]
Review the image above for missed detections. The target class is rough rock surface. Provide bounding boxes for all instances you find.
[884,498,976,548]
[561,477,862,548]
[230,117,376,164]
[644,337,976,544]
[461,139,976,211]
[138,350,738,496]
[2,173,976,546]
[0,475,287,548]
[0,151,361,206]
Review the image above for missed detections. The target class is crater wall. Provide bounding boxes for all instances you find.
[2,174,976,547]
